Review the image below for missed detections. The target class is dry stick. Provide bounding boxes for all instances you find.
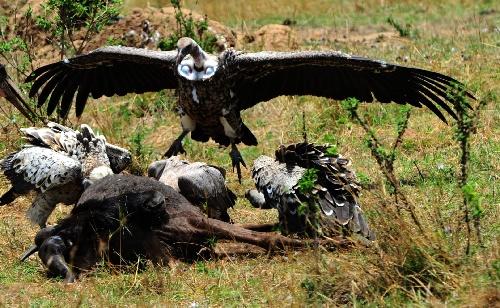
[10,7,23,80]
[302,110,308,143]
[76,7,100,55]
[68,28,78,53]
[350,110,426,235]
[22,13,37,76]
[413,161,425,181]
[456,96,486,254]
[458,111,472,256]
[12,2,37,77]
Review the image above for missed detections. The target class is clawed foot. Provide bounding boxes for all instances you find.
[164,138,186,158]
[230,144,246,183]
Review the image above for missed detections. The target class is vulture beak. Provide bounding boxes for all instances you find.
[20,244,38,262]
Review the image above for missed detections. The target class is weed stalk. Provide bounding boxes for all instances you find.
[449,84,486,255]
[341,98,425,235]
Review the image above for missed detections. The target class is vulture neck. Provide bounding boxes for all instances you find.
[177,37,208,70]
[190,45,208,70]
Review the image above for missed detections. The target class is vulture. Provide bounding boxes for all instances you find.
[26,37,475,181]
[0,122,131,227]
[0,64,36,123]
[148,156,236,222]
[246,142,373,239]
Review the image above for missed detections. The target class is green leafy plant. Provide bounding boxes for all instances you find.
[35,0,122,57]
[128,123,154,174]
[298,168,318,194]
[157,0,218,53]
[296,168,323,235]
[325,144,338,156]
[387,16,419,38]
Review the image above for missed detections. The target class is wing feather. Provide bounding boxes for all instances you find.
[29,66,60,98]
[3,147,81,192]
[412,81,456,119]
[36,69,67,108]
[27,46,178,117]
[46,74,70,114]
[226,50,474,120]
[90,66,106,99]
[75,71,91,116]
[364,74,393,104]
[60,72,81,117]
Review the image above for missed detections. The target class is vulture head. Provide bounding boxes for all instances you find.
[176,37,218,81]
[77,124,114,187]
[105,143,132,173]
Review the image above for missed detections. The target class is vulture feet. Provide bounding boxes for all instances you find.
[230,143,246,183]
[164,132,188,158]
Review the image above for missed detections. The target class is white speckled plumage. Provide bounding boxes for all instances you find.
[0,122,131,227]
[246,143,373,239]
[9,147,81,192]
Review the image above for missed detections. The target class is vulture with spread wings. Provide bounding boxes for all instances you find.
[26,37,474,182]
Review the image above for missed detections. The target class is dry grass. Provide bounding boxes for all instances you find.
[0,0,499,306]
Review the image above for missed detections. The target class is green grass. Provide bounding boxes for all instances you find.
[0,0,499,306]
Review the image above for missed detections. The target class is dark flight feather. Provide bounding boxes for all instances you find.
[26,47,177,116]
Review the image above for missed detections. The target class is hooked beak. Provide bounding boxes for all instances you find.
[20,244,38,262]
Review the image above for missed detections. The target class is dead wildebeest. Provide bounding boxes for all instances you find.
[21,174,350,282]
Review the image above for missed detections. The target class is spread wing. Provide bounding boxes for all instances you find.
[26,46,178,117]
[1,147,82,192]
[0,64,36,122]
[225,50,475,122]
